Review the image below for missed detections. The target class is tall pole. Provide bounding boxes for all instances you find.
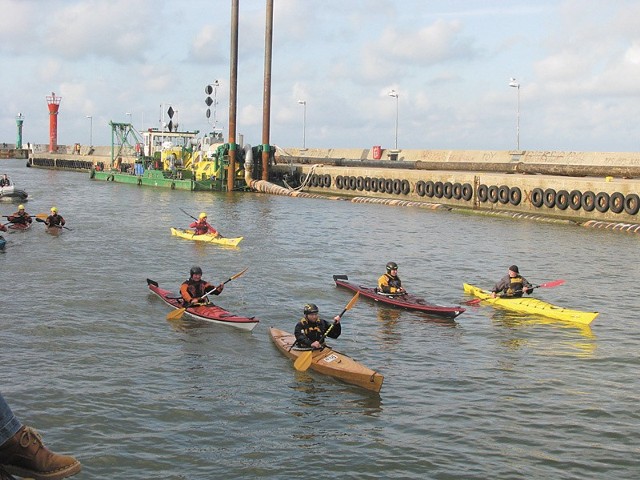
[261,0,274,181]
[509,78,520,151]
[297,100,306,149]
[86,115,93,146]
[227,0,239,191]
[388,90,398,150]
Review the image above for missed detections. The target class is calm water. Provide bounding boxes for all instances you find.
[1,158,639,479]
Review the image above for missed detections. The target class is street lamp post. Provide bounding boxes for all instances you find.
[388,90,399,150]
[86,115,93,146]
[297,100,306,149]
[509,78,520,151]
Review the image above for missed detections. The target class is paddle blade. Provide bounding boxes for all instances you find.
[225,267,248,284]
[35,217,45,223]
[35,213,48,220]
[293,350,313,372]
[338,292,360,317]
[537,279,565,289]
[166,307,186,320]
[465,298,483,306]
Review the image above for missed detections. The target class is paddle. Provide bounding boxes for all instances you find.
[34,217,73,231]
[293,292,360,372]
[465,279,565,306]
[179,207,224,238]
[166,267,249,320]
[179,207,198,221]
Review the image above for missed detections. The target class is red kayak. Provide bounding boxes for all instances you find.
[146,279,259,331]
[7,222,31,232]
[333,274,465,319]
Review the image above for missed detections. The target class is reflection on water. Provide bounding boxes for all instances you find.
[489,310,596,357]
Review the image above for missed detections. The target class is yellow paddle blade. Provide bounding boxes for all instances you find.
[229,267,249,281]
[35,213,49,219]
[166,307,187,321]
[293,350,313,372]
[345,292,360,311]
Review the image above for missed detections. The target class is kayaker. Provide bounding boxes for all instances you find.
[189,212,220,237]
[45,207,66,228]
[0,391,81,479]
[491,265,533,298]
[294,303,342,349]
[180,266,224,305]
[0,174,10,187]
[7,205,32,226]
[377,261,406,295]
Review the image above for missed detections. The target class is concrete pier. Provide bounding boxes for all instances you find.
[23,143,640,231]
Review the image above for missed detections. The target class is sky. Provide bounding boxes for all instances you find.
[1,0,639,153]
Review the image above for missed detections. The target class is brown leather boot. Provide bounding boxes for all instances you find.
[0,426,81,480]
[0,465,17,480]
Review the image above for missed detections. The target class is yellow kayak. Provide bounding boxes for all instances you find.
[463,283,599,325]
[170,227,243,247]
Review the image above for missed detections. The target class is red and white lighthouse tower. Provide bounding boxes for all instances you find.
[46,92,61,153]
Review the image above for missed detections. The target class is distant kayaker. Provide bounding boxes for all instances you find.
[180,266,224,305]
[377,261,406,295]
[0,174,10,187]
[491,265,533,298]
[294,303,341,349]
[45,207,65,228]
[189,212,220,237]
[8,205,32,225]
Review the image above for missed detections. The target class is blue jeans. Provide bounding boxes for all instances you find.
[0,393,22,446]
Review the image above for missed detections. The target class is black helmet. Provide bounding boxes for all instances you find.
[190,266,203,276]
[386,261,398,272]
[303,303,319,315]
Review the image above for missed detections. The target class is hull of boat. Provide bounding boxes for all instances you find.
[269,327,383,393]
[463,283,599,325]
[0,186,28,202]
[334,275,464,319]
[170,227,243,247]
[7,223,31,232]
[147,279,258,331]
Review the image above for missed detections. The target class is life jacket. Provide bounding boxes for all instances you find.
[379,273,402,293]
[190,220,209,235]
[506,276,525,297]
[47,214,64,227]
[298,317,325,344]
[181,278,210,301]
[10,212,30,225]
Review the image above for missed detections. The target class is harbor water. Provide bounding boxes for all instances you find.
[1,158,639,479]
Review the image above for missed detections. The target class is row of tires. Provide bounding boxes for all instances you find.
[305,173,639,216]
[529,188,640,215]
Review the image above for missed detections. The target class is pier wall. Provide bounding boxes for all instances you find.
[272,148,640,226]
[24,145,640,230]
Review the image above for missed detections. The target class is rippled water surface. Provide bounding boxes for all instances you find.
[1,159,639,479]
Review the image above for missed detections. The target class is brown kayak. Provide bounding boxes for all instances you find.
[269,327,383,393]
